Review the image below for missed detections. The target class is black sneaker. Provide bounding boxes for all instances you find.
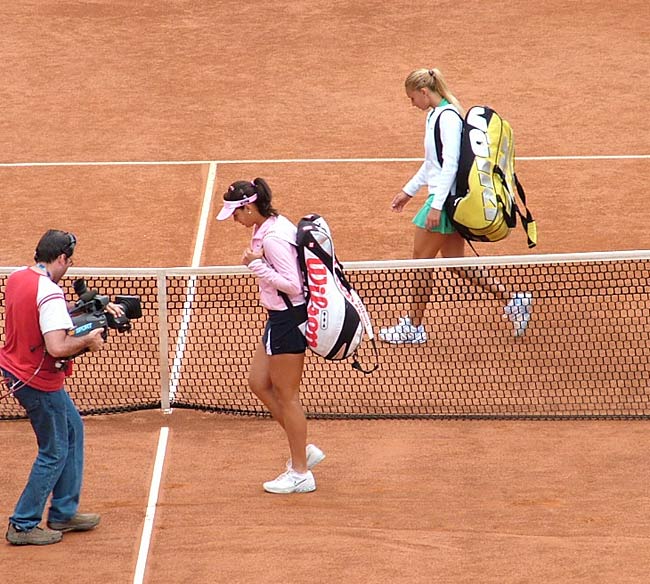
[47,513,100,533]
[6,523,62,546]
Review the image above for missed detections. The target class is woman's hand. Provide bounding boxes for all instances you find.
[391,191,412,213]
[425,207,441,230]
[242,247,263,266]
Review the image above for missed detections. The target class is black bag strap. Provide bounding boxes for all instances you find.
[278,290,293,310]
[514,175,537,247]
[433,107,463,167]
[491,167,536,249]
[492,166,518,229]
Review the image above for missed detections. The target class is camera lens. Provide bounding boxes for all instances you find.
[73,279,88,297]
[114,296,143,319]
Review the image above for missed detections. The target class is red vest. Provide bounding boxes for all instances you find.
[0,269,68,391]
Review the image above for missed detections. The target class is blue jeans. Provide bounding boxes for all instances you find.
[7,377,84,531]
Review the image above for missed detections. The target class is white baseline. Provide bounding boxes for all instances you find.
[0,154,649,167]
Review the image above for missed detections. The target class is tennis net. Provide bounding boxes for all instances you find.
[1,250,649,420]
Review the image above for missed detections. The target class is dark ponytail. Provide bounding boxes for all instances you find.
[223,177,278,218]
[251,178,278,217]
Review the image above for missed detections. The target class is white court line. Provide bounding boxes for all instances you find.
[192,162,218,267]
[133,164,216,583]
[169,161,217,403]
[0,154,649,167]
[133,426,169,584]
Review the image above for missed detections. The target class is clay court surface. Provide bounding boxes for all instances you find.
[1,1,649,582]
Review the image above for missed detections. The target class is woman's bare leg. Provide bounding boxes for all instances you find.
[440,231,465,258]
[249,344,308,472]
[248,342,285,428]
[407,229,464,325]
[269,353,307,473]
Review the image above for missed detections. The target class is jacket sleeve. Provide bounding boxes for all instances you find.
[247,235,303,297]
[402,160,428,196]
[429,109,462,210]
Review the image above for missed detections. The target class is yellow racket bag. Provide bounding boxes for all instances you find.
[441,106,537,248]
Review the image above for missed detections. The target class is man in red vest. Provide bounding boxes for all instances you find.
[1,230,119,546]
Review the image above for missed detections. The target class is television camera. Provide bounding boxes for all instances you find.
[68,278,143,339]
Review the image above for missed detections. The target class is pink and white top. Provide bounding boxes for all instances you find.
[247,215,305,311]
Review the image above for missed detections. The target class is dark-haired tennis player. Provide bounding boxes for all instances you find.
[1,230,123,545]
[217,178,324,494]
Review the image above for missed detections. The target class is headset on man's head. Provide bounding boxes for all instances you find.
[60,232,77,258]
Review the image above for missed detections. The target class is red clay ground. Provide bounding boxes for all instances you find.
[1,1,649,582]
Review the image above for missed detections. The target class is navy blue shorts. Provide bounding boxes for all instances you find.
[263,304,308,355]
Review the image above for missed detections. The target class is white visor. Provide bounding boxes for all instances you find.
[216,193,258,221]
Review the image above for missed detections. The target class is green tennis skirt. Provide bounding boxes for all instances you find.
[412,195,457,234]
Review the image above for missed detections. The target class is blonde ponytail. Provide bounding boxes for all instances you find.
[405,68,465,116]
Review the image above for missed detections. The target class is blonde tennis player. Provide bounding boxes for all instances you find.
[379,67,533,343]
[217,178,324,494]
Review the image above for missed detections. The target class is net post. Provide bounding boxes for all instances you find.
[157,271,172,414]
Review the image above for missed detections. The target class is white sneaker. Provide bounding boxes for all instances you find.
[287,444,326,471]
[378,316,427,344]
[263,469,316,494]
[503,292,533,337]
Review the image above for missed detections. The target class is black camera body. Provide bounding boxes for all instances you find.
[54,280,142,370]
[68,279,143,339]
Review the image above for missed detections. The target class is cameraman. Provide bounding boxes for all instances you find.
[0,229,123,546]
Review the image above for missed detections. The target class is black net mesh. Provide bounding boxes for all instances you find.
[1,256,649,420]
